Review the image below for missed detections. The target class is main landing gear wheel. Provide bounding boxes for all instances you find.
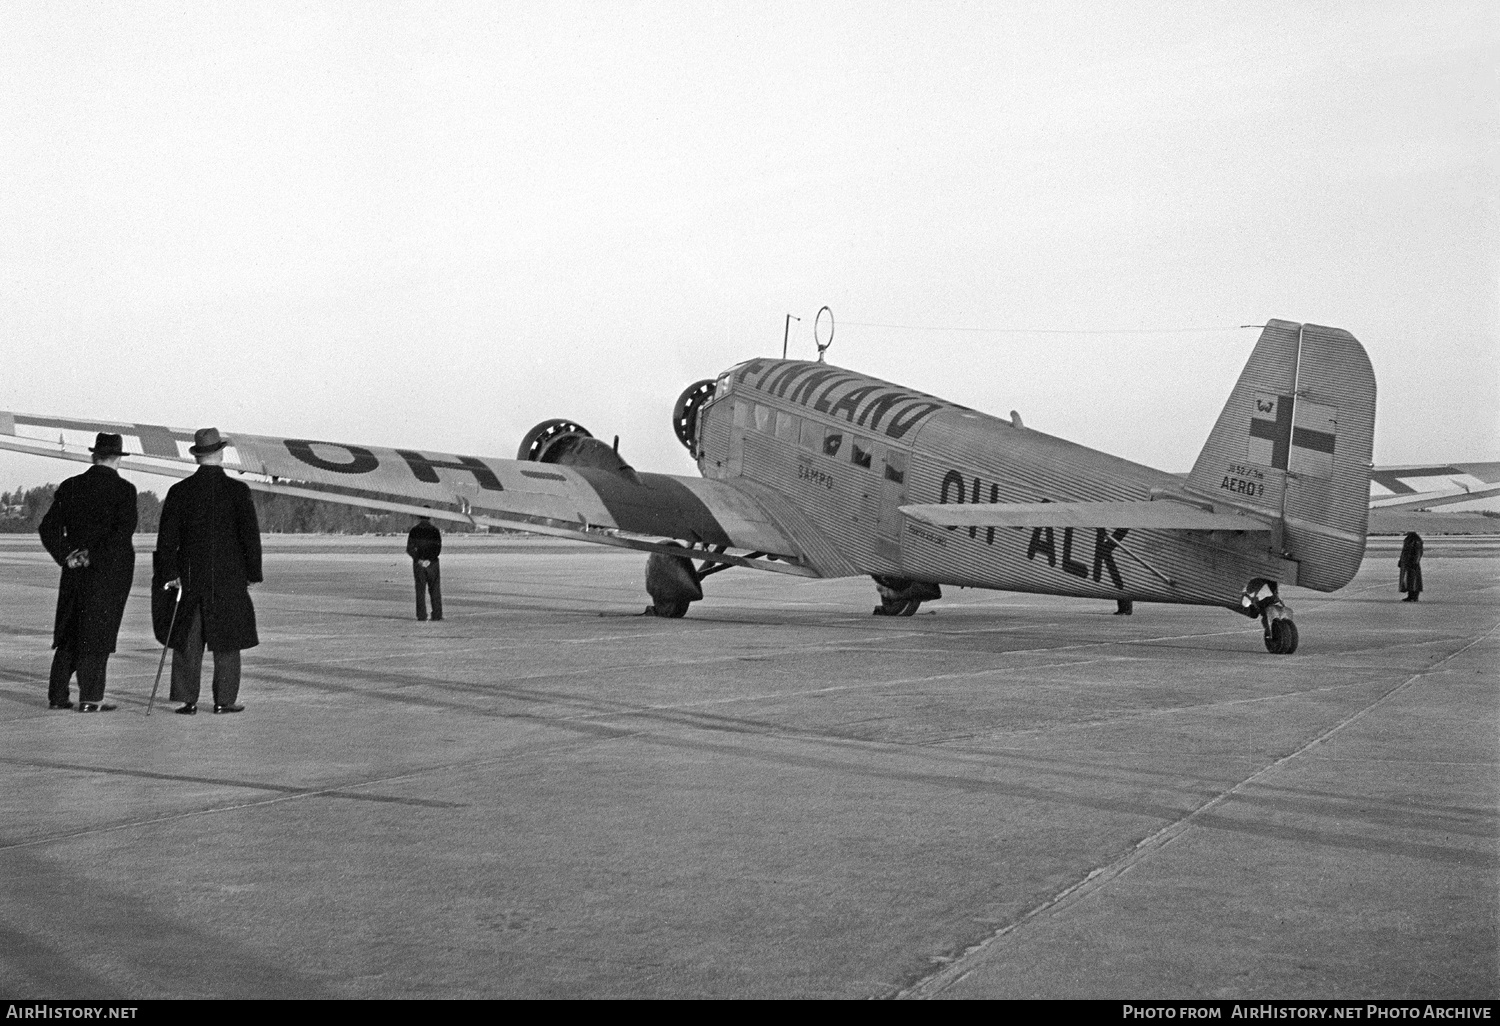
[875,596,922,617]
[645,549,704,618]
[870,576,942,617]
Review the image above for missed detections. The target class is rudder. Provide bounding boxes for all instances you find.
[1187,319,1376,591]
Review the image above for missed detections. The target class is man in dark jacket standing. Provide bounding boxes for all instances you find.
[1398,531,1424,602]
[156,428,263,715]
[406,512,443,621]
[38,433,137,711]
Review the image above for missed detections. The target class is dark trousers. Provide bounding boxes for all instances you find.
[413,560,442,620]
[49,648,108,704]
[1400,565,1423,599]
[169,604,241,706]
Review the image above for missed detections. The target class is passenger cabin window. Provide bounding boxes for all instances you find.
[799,418,823,450]
[732,400,749,427]
[775,410,799,442]
[850,438,873,469]
[823,432,843,458]
[754,404,773,432]
[884,451,906,484]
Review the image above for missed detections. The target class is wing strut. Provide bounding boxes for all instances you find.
[1110,534,1177,588]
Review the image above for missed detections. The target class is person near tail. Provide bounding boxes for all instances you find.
[407,513,443,621]
[38,433,138,711]
[156,428,262,715]
[1398,531,1424,602]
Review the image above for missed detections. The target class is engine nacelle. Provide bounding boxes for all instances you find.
[517,418,638,480]
[518,418,591,463]
[672,379,716,456]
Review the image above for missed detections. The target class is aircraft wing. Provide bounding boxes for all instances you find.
[899,499,1272,532]
[0,411,834,578]
[1367,462,1500,533]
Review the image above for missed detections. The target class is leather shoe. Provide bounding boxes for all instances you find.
[213,704,245,714]
[175,704,197,715]
[77,703,117,713]
[49,700,74,710]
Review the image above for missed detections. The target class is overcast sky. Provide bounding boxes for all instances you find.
[2,1,1495,494]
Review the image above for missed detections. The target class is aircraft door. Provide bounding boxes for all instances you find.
[876,447,907,562]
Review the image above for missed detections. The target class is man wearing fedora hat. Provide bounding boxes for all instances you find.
[38,432,138,711]
[156,427,263,715]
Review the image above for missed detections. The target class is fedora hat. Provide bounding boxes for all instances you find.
[89,432,125,457]
[189,427,229,455]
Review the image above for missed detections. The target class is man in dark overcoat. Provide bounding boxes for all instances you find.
[38,433,138,711]
[1398,531,1424,602]
[406,511,443,621]
[156,427,262,715]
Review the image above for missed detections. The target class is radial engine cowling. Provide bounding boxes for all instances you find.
[672,379,716,455]
[517,418,638,480]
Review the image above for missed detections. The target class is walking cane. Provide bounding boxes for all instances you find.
[146,584,183,717]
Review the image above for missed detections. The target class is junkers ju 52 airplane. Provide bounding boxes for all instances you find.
[1,318,1376,655]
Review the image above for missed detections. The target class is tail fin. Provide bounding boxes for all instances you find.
[1187,319,1376,591]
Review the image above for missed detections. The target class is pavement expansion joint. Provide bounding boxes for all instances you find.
[896,621,1499,1000]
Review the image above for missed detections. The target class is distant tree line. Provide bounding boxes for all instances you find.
[249,493,478,534]
[0,484,59,533]
[1,483,478,535]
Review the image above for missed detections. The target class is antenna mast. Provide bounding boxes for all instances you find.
[814,306,834,362]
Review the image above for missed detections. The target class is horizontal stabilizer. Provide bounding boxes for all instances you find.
[1367,510,1500,535]
[1368,483,1500,512]
[899,500,1272,532]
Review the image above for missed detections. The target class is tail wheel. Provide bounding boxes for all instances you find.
[1279,620,1299,654]
[1264,618,1299,655]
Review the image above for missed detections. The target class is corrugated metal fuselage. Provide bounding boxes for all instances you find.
[695,359,1296,609]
